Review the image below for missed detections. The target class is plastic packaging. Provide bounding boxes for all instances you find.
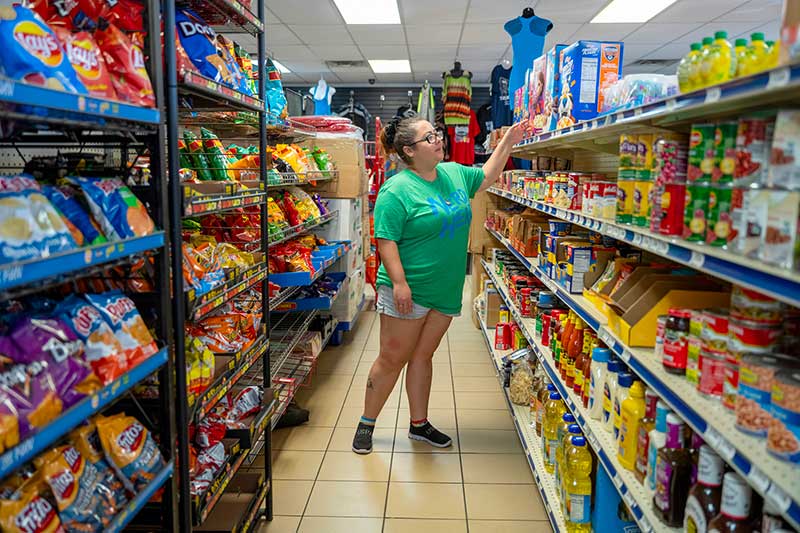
[612,372,634,440]
[589,347,610,420]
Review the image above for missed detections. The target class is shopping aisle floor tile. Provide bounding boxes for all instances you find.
[261,287,551,531]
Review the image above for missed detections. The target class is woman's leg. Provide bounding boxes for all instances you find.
[405,310,452,421]
[362,313,426,419]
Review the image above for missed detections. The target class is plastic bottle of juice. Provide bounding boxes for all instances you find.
[734,38,750,78]
[678,43,702,92]
[766,40,780,69]
[747,32,771,75]
[543,392,567,473]
[708,31,736,85]
[698,37,715,88]
[555,413,577,498]
[564,435,593,533]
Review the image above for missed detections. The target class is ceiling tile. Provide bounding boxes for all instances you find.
[678,22,766,44]
[409,47,457,61]
[622,44,664,64]
[265,0,343,24]
[466,1,531,24]
[376,73,417,82]
[268,44,318,62]
[333,72,375,83]
[542,23,583,50]
[359,44,409,60]
[399,0,469,24]
[652,0,749,23]
[235,34,258,54]
[624,23,702,44]
[736,19,781,39]
[533,0,608,23]
[348,25,406,45]
[264,24,302,46]
[405,24,462,45]
[460,23,511,46]
[279,60,331,74]
[307,44,363,60]
[720,0,782,23]
[412,59,452,71]
[569,23,640,42]
[643,42,694,61]
[456,44,509,61]
[291,25,354,45]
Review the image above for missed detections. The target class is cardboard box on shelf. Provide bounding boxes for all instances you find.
[559,40,624,124]
[469,192,503,253]
[317,198,364,242]
[332,267,365,323]
[303,136,366,170]
[363,234,371,261]
[543,44,568,132]
[331,239,365,277]
[484,287,502,329]
[308,166,368,198]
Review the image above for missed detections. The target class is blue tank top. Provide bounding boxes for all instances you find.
[312,84,331,115]
[504,15,552,101]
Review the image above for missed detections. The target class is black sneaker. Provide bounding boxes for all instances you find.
[408,422,452,448]
[352,422,374,454]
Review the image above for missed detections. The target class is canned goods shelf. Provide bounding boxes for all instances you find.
[512,64,800,157]
[483,224,800,530]
[488,187,800,309]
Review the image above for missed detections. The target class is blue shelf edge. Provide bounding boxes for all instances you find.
[0,348,169,479]
[106,460,174,533]
[0,232,165,292]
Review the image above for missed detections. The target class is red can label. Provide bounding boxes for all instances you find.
[698,350,726,397]
[495,323,511,350]
[663,330,688,370]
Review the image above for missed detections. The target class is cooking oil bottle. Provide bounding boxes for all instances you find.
[543,392,567,473]
[554,414,577,502]
[564,435,593,533]
[559,423,583,512]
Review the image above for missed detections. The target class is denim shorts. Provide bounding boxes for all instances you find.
[375,285,459,319]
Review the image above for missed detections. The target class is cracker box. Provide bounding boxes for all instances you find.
[543,44,568,132]
[558,41,624,125]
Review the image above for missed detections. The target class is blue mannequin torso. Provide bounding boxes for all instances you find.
[505,15,552,101]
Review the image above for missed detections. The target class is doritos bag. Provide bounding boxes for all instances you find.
[96,414,165,492]
[94,20,155,107]
[0,479,65,533]
[70,423,128,510]
[68,176,155,240]
[0,5,88,94]
[84,290,158,368]
[52,26,117,100]
[0,357,63,442]
[37,445,118,532]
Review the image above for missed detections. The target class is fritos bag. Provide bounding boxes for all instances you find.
[0,479,65,533]
[85,290,158,368]
[96,414,165,492]
[68,177,155,240]
[70,423,128,510]
[52,26,117,100]
[94,21,155,107]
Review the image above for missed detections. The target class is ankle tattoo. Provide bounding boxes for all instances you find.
[366,376,374,389]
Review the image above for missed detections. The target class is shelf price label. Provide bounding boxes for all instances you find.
[666,99,678,112]
[632,233,643,246]
[705,428,735,460]
[746,465,770,494]
[622,491,635,510]
[765,483,791,513]
[634,107,643,118]
[767,67,790,90]
[599,328,615,346]
[705,87,721,104]
[620,349,632,363]
[689,251,705,269]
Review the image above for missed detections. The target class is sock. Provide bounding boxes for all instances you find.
[411,418,428,428]
[360,416,376,427]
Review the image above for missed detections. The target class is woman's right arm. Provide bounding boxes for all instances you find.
[377,238,413,315]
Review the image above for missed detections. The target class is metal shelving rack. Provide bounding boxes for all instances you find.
[164,0,272,528]
[0,0,177,529]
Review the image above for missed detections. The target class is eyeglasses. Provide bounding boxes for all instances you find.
[408,131,444,146]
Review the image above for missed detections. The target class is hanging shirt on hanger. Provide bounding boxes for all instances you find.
[490,64,512,128]
[447,109,479,165]
[475,103,493,149]
[505,15,552,105]
[417,84,436,124]
[443,74,472,126]
[310,80,335,115]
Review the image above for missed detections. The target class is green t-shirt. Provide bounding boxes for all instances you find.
[375,162,485,315]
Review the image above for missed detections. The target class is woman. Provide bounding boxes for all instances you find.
[352,116,525,453]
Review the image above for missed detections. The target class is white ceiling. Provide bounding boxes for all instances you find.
[252,0,782,86]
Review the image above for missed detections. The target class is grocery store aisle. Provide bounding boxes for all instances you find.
[260,284,550,533]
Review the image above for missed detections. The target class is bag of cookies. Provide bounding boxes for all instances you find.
[68,177,155,240]
[96,414,166,492]
[85,290,158,368]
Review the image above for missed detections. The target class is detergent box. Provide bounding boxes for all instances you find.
[558,41,624,125]
[543,44,568,132]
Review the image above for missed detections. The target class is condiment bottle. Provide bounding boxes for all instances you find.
[559,312,576,371]
[574,335,590,395]
[613,372,634,441]
[634,389,660,483]
[618,380,646,470]
[685,445,725,533]
[589,347,610,420]
[647,401,671,491]
[653,414,693,527]
[565,318,585,387]
[580,342,593,408]
[708,473,754,533]
[603,359,623,432]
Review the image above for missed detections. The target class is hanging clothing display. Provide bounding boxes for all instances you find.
[504,14,552,104]
[447,109,479,165]
[337,100,371,138]
[442,74,472,126]
[417,82,436,124]
[475,103,493,150]
[310,79,336,115]
[490,64,512,128]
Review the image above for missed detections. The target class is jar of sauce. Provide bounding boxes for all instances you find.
[663,308,692,374]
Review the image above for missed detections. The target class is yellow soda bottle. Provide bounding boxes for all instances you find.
[734,38,750,78]
[564,435,593,533]
[698,37,715,88]
[542,392,566,474]
[678,43,701,92]
[747,32,770,75]
[766,40,780,69]
[708,31,736,84]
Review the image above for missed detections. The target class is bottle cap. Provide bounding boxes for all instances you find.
[702,37,714,45]
[537,291,555,307]
[751,32,764,41]
[617,372,634,388]
[568,423,581,434]
[629,381,646,398]
[735,38,748,47]
[571,436,587,447]
[547,383,556,392]
[714,30,728,39]
[563,413,576,423]
[549,392,562,401]
[607,358,621,373]
[592,347,610,363]
[690,42,701,51]
[766,40,775,46]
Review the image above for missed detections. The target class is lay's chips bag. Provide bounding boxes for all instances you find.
[94,21,155,107]
[52,26,117,100]
[67,177,155,240]
[41,185,107,247]
[0,5,87,94]
[96,414,165,492]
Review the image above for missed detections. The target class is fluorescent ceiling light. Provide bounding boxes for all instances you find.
[333,0,401,24]
[272,59,290,73]
[369,59,410,73]
[591,0,678,23]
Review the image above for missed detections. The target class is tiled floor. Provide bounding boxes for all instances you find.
[259,290,550,533]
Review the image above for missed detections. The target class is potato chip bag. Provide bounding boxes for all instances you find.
[42,185,107,247]
[265,58,287,119]
[0,5,88,94]
[183,130,214,181]
[0,481,65,533]
[0,359,63,442]
[56,295,127,385]
[29,0,97,30]
[96,414,165,493]
[68,177,155,240]
[0,175,77,265]
[69,423,128,510]
[200,128,232,180]
[52,27,117,100]
[85,290,158,368]
[37,445,118,531]
[190,442,226,496]
[287,186,321,222]
[228,155,259,181]
[225,385,263,427]
[94,0,144,32]
[0,386,21,454]
[94,21,155,107]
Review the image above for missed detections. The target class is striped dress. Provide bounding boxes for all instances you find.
[443,74,472,126]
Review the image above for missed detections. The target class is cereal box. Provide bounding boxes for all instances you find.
[558,41,624,125]
[529,55,548,134]
[543,44,568,132]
